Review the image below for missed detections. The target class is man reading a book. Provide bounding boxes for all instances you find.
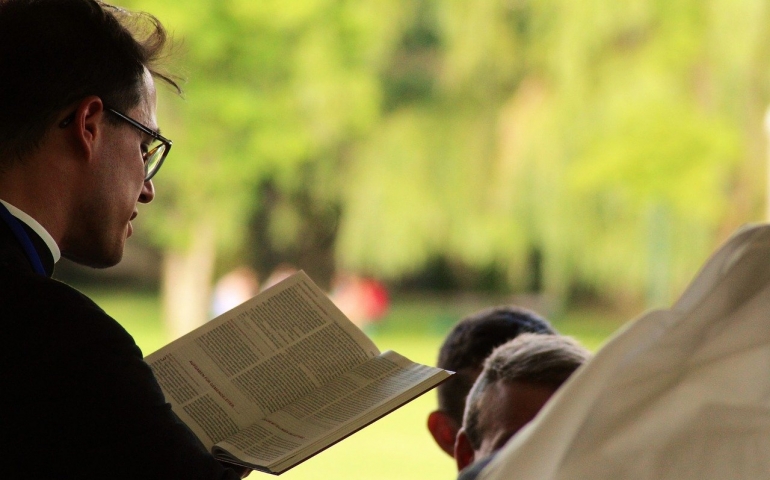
[427,306,555,456]
[0,0,247,478]
[453,333,591,479]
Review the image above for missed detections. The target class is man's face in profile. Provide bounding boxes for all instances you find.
[63,70,157,268]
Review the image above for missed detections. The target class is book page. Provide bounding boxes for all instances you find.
[212,350,452,473]
[145,271,380,449]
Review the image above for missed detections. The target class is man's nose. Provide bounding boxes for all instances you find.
[139,179,155,203]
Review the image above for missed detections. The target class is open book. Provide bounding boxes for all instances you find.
[144,271,452,475]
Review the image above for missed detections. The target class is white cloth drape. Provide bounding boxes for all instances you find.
[481,223,770,480]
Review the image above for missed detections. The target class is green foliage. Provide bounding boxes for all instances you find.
[337,0,764,305]
[119,0,403,255]
[119,0,770,306]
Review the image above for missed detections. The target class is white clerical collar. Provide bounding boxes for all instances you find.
[0,200,61,263]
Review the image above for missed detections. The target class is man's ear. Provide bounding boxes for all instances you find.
[454,428,475,472]
[68,96,106,163]
[427,410,460,457]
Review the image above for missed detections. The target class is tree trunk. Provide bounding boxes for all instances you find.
[161,221,217,341]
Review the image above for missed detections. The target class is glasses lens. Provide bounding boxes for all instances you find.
[144,143,167,181]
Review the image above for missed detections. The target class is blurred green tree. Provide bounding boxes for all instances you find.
[120,0,405,337]
[118,0,770,336]
[337,0,766,309]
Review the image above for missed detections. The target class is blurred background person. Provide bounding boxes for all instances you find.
[210,266,260,317]
[330,271,390,328]
[260,263,298,292]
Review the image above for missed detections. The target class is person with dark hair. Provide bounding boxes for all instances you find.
[454,334,591,477]
[0,1,246,478]
[427,306,555,456]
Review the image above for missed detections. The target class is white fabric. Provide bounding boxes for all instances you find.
[481,223,770,480]
[0,199,60,262]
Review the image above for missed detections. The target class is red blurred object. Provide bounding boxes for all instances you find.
[360,278,389,320]
[331,273,390,327]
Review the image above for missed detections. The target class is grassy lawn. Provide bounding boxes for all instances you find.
[83,287,629,479]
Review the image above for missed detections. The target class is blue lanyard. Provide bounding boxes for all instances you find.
[0,202,46,276]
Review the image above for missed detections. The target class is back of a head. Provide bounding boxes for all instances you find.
[462,333,592,453]
[436,306,556,425]
[0,0,178,163]
[477,333,591,390]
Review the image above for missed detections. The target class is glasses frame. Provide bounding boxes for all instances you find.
[59,105,172,182]
[105,107,172,182]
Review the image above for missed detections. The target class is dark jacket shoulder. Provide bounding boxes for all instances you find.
[0,240,239,479]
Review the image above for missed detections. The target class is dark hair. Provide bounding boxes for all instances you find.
[436,306,555,424]
[463,333,591,450]
[0,0,180,163]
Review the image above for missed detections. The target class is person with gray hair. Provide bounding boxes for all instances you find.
[427,306,555,457]
[454,333,592,476]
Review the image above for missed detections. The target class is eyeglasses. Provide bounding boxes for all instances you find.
[105,108,172,182]
[59,106,172,182]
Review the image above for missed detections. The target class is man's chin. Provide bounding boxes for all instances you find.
[62,249,124,269]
